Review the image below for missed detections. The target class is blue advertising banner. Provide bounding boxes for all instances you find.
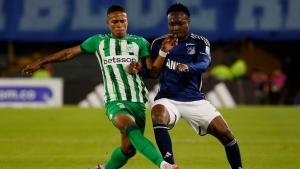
[0,78,63,108]
[0,87,53,102]
[0,0,300,42]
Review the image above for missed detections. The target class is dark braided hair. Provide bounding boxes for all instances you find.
[167,3,190,18]
[107,4,127,16]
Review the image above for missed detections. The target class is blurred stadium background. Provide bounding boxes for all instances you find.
[1,0,300,106]
[0,0,300,168]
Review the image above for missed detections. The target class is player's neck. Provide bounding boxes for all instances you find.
[178,33,189,41]
[111,33,127,40]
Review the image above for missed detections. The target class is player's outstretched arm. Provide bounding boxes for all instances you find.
[22,45,82,76]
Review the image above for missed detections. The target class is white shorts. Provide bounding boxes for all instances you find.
[152,98,221,136]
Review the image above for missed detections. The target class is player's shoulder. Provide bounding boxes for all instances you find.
[126,34,144,40]
[190,33,210,47]
[151,34,169,49]
[126,34,149,44]
[100,34,117,39]
[87,34,110,41]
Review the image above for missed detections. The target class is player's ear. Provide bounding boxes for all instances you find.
[188,18,190,26]
[106,20,109,27]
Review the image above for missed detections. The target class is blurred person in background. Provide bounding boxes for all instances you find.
[130,3,242,169]
[251,68,268,104]
[22,4,179,169]
[282,56,300,104]
[230,59,247,80]
[211,55,234,81]
[290,90,300,106]
[269,67,286,105]
[31,65,52,79]
[32,55,54,79]
[210,64,234,81]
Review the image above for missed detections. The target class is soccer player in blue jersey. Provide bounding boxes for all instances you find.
[130,3,243,169]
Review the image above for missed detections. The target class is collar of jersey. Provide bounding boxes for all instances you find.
[108,33,129,40]
[177,33,191,43]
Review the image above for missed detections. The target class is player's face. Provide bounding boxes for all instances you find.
[168,11,190,41]
[107,11,128,39]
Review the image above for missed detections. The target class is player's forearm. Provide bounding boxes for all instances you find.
[147,55,166,78]
[37,48,77,66]
[186,57,210,74]
[138,67,158,79]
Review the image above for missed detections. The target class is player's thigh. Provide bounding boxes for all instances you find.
[181,100,221,136]
[105,101,146,135]
[152,98,181,129]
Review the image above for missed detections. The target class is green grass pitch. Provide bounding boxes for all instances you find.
[1,106,300,169]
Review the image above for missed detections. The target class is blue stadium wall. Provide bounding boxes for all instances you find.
[0,0,300,42]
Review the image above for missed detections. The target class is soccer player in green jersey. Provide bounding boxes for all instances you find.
[22,4,179,169]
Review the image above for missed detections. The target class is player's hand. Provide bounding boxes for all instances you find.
[129,61,142,74]
[161,34,178,52]
[176,64,189,73]
[22,62,41,76]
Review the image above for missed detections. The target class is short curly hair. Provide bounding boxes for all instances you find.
[167,3,190,18]
[107,4,127,16]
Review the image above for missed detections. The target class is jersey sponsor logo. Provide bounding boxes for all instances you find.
[166,59,181,70]
[186,43,195,46]
[187,47,195,55]
[102,55,138,66]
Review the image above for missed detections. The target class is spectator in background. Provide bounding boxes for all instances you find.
[269,67,286,105]
[210,64,233,81]
[32,55,55,79]
[210,55,234,81]
[230,59,247,79]
[41,55,55,76]
[290,90,300,106]
[251,68,268,104]
[282,56,300,104]
[32,65,52,79]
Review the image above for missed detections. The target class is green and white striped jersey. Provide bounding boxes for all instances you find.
[80,34,150,104]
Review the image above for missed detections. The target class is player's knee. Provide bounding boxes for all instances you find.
[219,128,234,143]
[151,110,169,125]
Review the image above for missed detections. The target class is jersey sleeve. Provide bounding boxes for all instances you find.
[151,40,160,60]
[197,39,211,61]
[80,35,99,54]
[138,39,160,79]
[185,38,211,75]
[138,38,152,61]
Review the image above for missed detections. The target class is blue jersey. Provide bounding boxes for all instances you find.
[151,33,211,102]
